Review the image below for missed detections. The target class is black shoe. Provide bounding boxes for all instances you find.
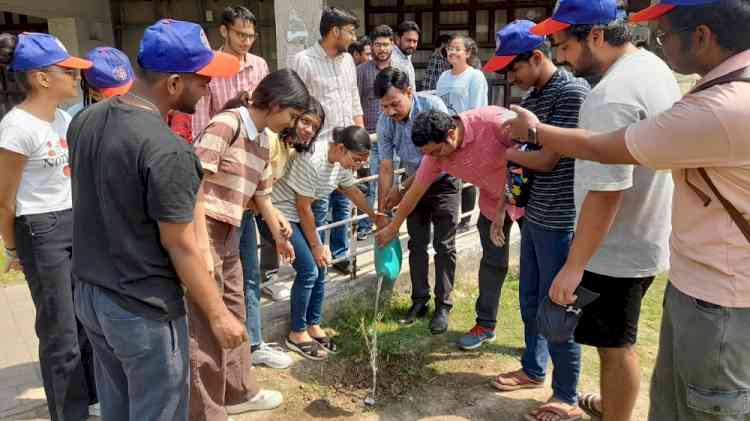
[399,302,429,325]
[430,306,450,334]
[332,261,351,275]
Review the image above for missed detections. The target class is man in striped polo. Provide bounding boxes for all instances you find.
[482,20,590,420]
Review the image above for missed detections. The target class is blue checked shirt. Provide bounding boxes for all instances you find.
[376,93,448,177]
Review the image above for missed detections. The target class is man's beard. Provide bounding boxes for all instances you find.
[374,51,392,65]
[570,43,601,79]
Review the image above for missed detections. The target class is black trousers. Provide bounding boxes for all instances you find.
[14,209,97,420]
[406,176,460,308]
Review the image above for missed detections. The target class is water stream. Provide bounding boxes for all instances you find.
[364,274,384,407]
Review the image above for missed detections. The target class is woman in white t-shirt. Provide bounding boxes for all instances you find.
[435,34,488,228]
[0,32,100,417]
[268,126,386,361]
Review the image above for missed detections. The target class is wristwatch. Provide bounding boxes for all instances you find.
[4,247,17,260]
[528,127,538,145]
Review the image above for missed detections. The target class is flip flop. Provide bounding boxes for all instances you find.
[285,337,327,361]
[524,401,584,421]
[578,393,603,420]
[491,369,545,391]
[312,336,338,354]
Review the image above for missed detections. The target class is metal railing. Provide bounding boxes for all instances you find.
[313,167,479,280]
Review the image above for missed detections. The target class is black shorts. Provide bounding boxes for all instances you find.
[574,271,654,348]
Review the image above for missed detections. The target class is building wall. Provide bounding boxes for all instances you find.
[0,0,114,56]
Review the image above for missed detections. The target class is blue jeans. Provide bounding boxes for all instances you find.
[75,283,189,421]
[328,190,351,261]
[357,146,380,234]
[288,222,327,332]
[519,220,580,405]
[240,211,263,346]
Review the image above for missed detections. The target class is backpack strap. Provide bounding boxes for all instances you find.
[194,110,243,148]
[684,65,750,243]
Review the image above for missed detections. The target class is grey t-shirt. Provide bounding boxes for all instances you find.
[575,49,680,278]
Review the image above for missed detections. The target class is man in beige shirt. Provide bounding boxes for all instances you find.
[507,1,750,420]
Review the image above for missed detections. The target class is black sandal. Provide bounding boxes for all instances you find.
[285,337,327,361]
[312,336,338,354]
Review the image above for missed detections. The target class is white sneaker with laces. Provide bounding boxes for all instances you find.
[252,342,294,369]
[88,403,101,417]
[225,389,283,414]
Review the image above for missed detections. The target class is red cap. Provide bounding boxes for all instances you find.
[629,3,677,22]
[98,80,133,98]
[483,55,517,73]
[530,18,572,36]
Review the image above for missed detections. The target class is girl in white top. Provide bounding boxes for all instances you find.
[435,35,488,227]
[435,35,488,114]
[0,32,99,417]
[270,126,387,361]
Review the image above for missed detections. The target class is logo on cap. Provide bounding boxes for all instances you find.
[112,65,128,82]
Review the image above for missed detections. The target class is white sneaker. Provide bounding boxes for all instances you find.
[226,389,283,414]
[88,403,101,417]
[252,342,294,369]
[262,282,292,301]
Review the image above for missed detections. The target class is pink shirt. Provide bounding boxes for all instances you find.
[416,106,514,222]
[625,49,750,308]
[192,52,269,139]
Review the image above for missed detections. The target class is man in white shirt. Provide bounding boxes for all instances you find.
[290,6,365,274]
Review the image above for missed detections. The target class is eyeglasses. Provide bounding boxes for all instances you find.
[45,68,80,78]
[347,151,368,165]
[229,27,257,42]
[654,26,693,46]
[446,47,465,53]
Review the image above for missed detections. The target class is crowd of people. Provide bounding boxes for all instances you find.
[0,0,748,420]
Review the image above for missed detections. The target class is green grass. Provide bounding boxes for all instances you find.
[318,264,668,402]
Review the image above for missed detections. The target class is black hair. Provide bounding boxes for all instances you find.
[332,126,371,153]
[82,78,95,107]
[221,6,257,28]
[437,33,453,46]
[250,68,310,111]
[412,110,456,147]
[505,40,553,69]
[374,67,410,99]
[450,34,482,68]
[0,33,30,93]
[136,66,168,85]
[565,16,633,47]
[370,25,394,42]
[348,36,371,56]
[666,0,750,53]
[398,21,421,37]
[320,6,359,38]
[280,96,326,153]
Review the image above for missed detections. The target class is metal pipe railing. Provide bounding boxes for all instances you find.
[312,167,479,281]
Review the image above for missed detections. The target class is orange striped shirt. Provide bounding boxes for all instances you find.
[194,110,272,227]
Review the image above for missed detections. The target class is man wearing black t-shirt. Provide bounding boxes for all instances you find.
[68,20,245,421]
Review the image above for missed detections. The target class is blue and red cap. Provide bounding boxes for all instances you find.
[10,32,92,72]
[531,0,620,36]
[484,20,546,73]
[84,47,134,97]
[629,0,720,23]
[138,19,239,77]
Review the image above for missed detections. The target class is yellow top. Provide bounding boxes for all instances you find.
[265,129,295,183]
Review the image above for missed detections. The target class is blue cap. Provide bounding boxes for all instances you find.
[138,19,239,77]
[630,0,719,23]
[531,0,620,36]
[484,20,546,73]
[10,32,92,72]
[83,47,134,97]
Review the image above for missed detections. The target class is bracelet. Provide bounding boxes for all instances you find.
[4,247,17,259]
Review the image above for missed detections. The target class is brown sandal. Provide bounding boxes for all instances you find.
[578,393,602,420]
[524,401,584,421]
[285,337,327,361]
[491,369,544,391]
